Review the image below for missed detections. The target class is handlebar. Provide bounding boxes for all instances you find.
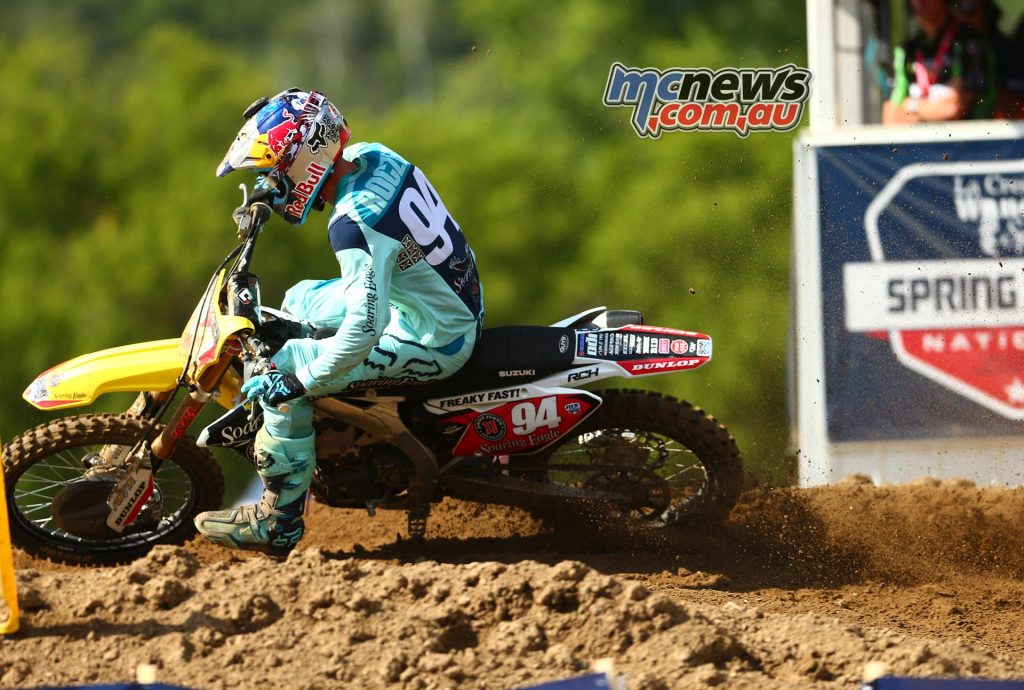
[234,201,271,272]
[232,185,290,416]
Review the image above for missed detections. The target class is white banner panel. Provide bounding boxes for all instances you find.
[843,258,1024,331]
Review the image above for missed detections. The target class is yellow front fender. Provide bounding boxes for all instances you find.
[22,339,243,412]
[23,339,182,411]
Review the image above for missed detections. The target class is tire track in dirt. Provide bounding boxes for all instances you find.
[8,480,1024,687]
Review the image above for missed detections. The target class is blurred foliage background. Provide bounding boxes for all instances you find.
[0,0,805,499]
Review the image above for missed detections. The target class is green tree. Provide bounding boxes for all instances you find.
[1,0,806,489]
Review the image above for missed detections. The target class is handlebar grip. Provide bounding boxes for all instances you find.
[235,201,274,240]
[250,202,272,225]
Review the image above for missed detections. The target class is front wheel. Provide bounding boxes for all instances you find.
[530,389,743,528]
[3,414,225,566]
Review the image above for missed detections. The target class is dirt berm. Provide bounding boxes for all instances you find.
[4,480,1024,689]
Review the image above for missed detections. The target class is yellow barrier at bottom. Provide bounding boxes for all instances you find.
[0,434,20,634]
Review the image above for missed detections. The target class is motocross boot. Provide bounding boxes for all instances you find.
[194,430,315,558]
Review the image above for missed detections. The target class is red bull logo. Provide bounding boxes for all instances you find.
[265,109,298,155]
[284,162,329,219]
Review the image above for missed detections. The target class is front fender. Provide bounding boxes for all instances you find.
[23,339,245,412]
[23,339,183,410]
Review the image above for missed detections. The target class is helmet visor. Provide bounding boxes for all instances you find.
[216,100,302,177]
[217,118,274,177]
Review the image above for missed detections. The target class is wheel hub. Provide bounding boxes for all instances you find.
[51,478,121,539]
[583,465,671,518]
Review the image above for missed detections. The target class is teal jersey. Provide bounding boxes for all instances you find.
[293,142,483,391]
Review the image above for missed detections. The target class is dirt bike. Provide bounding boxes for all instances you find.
[4,191,743,566]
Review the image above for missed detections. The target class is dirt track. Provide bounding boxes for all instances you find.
[4,480,1024,689]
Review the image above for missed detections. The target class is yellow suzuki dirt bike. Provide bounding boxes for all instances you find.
[4,195,743,566]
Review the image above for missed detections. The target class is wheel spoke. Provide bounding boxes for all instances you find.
[14,479,66,493]
[14,486,64,501]
[32,464,83,480]
[24,516,58,530]
[155,477,191,487]
[14,475,71,485]
[18,500,54,510]
[661,464,706,480]
[56,450,86,465]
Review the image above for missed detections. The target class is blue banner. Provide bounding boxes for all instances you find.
[817,137,1024,442]
[516,673,613,690]
[868,677,1024,690]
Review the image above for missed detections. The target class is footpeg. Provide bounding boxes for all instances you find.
[407,502,429,541]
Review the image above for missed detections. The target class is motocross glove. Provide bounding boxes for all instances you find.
[233,202,273,240]
[241,370,307,407]
[234,175,282,238]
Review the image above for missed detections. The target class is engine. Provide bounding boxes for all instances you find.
[310,418,414,508]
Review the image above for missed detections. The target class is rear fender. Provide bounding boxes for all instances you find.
[23,339,243,412]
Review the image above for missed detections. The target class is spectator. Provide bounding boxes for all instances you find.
[883,0,994,124]
[955,0,1024,118]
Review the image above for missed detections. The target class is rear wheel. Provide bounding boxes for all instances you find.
[529,389,743,527]
[3,414,224,566]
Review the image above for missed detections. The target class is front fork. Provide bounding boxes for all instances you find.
[105,345,240,532]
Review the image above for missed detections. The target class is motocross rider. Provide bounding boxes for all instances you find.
[195,89,484,555]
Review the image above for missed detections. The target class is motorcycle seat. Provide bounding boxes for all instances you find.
[329,325,577,399]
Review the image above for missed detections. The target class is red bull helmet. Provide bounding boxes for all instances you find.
[217,88,351,225]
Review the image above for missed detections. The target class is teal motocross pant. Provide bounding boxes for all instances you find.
[260,278,476,450]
